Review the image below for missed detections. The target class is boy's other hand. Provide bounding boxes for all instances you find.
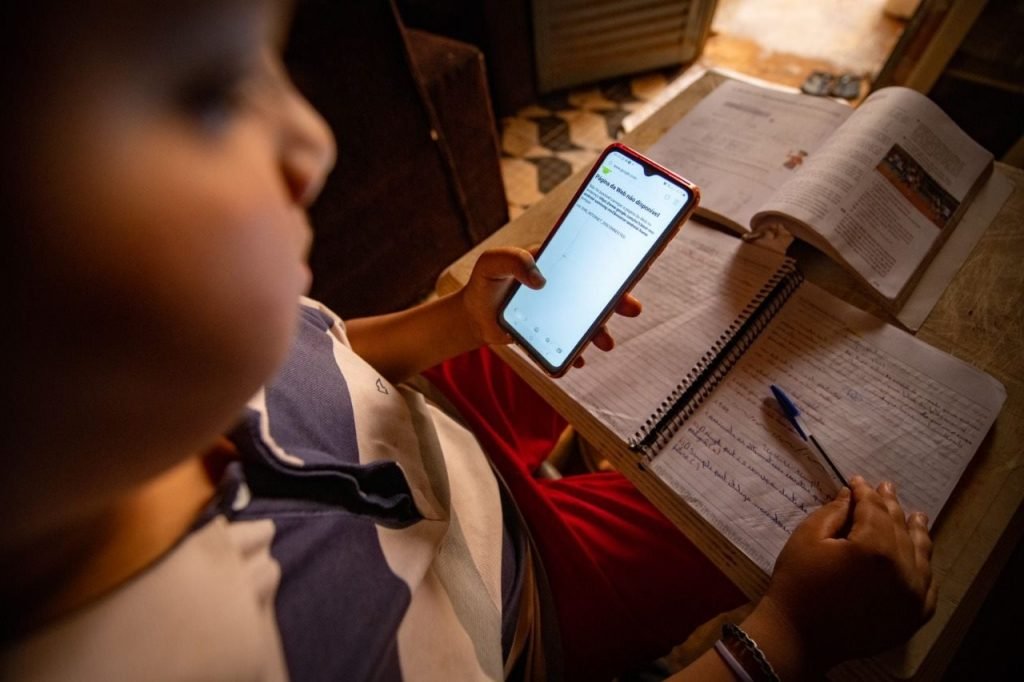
[756,476,936,670]
[460,247,641,367]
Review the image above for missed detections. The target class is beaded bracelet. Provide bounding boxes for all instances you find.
[716,622,781,682]
[714,639,755,682]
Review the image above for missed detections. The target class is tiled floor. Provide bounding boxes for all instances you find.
[498,0,904,220]
[500,70,684,219]
[499,72,683,219]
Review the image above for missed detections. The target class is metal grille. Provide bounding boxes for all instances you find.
[533,0,717,92]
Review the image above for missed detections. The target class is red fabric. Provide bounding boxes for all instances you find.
[423,347,744,681]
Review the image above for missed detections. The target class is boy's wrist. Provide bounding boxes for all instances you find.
[450,288,490,350]
[451,285,512,352]
[737,597,823,682]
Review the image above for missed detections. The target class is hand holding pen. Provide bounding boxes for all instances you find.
[745,386,936,674]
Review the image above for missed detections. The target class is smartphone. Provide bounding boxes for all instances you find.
[498,142,699,376]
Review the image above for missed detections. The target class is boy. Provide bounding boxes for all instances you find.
[1,1,936,680]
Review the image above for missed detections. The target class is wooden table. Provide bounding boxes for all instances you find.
[437,72,1024,680]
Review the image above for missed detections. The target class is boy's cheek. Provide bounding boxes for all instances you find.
[26,127,307,432]
[105,183,304,369]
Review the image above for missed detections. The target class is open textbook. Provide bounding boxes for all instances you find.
[550,223,1005,574]
[646,80,994,314]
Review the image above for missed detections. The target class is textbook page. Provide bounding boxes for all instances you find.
[645,80,852,233]
[754,87,994,306]
[557,222,791,443]
[649,282,1005,573]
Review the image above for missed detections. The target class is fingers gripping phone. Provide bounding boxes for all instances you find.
[499,143,699,376]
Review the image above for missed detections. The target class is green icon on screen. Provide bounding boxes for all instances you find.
[601,166,612,175]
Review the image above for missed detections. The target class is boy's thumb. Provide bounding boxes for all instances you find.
[473,247,545,288]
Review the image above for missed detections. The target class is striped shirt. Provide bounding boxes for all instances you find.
[3,299,523,681]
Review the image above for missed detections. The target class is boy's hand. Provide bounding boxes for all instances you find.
[755,476,937,670]
[459,247,641,367]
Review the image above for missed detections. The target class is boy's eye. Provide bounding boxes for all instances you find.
[180,73,247,132]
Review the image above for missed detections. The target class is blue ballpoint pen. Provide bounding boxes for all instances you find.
[770,384,850,489]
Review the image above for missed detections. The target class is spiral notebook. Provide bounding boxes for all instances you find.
[555,222,1005,572]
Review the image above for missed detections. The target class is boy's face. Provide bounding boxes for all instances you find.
[4,0,335,543]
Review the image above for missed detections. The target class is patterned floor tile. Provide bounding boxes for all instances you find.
[630,71,675,101]
[567,87,621,111]
[501,156,545,208]
[595,108,631,139]
[527,156,574,193]
[599,78,639,104]
[533,115,577,152]
[501,116,540,157]
[517,104,551,118]
[556,149,605,173]
[499,69,681,216]
[562,109,615,151]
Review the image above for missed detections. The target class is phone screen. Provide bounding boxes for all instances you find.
[499,145,696,375]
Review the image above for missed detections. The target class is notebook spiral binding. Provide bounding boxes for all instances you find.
[630,266,805,465]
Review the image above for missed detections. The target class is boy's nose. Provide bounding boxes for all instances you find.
[280,87,336,207]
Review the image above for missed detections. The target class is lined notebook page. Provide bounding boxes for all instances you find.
[558,222,793,443]
[650,283,1005,572]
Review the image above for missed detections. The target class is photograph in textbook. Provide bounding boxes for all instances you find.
[878,144,959,229]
